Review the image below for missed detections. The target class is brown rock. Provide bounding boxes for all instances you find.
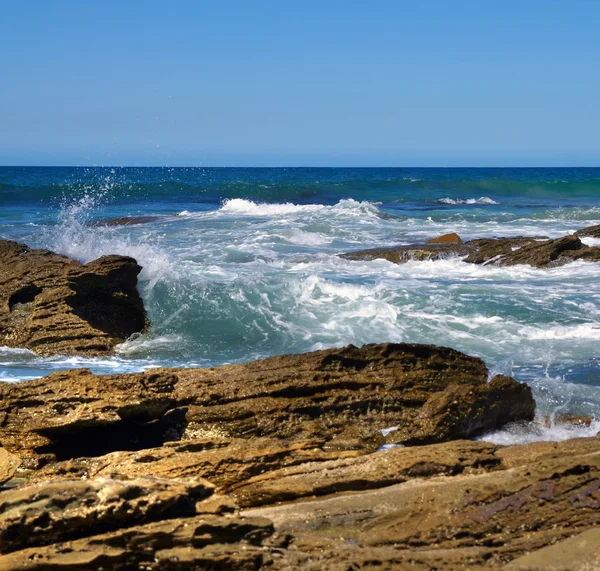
[230,440,500,508]
[464,237,548,265]
[0,240,148,356]
[0,447,19,485]
[246,436,600,567]
[427,232,463,244]
[0,476,275,570]
[0,476,215,554]
[0,343,535,464]
[27,437,358,492]
[340,243,472,263]
[505,527,600,570]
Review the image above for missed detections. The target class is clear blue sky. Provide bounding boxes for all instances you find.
[1,0,598,167]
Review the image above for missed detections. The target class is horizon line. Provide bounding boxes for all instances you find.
[2,164,600,169]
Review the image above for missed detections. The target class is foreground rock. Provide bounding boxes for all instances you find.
[0,476,277,570]
[248,434,600,568]
[0,240,148,356]
[0,343,534,467]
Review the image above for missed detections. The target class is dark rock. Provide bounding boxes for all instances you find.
[0,240,148,356]
[427,232,463,244]
[0,343,535,465]
[576,224,600,238]
[465,235,586,267]
[340,244,473,263]
[464,237,548,264]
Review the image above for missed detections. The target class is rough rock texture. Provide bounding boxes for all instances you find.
[230,440,500,508]
[0,447,19,485]
[0,476,277,570]
[340,243,473,263]
[463,237,549,265]
[26,437,358,492]
[0,240,148,356]
[427,232,463,244]
[0,343,534,466]
[248,435,600,568]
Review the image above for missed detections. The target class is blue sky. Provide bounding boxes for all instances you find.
[1,0,598,166]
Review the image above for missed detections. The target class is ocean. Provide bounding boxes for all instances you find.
[1,166,600,445]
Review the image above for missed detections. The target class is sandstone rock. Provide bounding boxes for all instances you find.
[427,232,463,244]
[27,437,358,492]
[0,476,276,570]
[505,527,600,570]
[246,436,600,567]
[0,343,535,464]
[0,476,215,553]
[230,440,500,508]
[340,243,472,263]
[0,447,19,485]
[0,240,148,356]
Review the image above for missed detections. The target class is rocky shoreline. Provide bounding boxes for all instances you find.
[1,236,599,569]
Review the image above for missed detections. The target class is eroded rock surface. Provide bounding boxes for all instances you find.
[248,435,600,568]
[0,343,534,467]
[0,240,148,356]
[0,476,276,570]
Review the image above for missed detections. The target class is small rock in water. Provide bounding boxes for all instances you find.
[426,232,463,244]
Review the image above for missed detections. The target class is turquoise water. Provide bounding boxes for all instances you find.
[2,167,600,443]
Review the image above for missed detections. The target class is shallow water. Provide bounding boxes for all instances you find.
[2,166,600,444]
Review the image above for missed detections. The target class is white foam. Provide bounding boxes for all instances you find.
[438,196,499,205]
[217,198,380,218]
[520,323,600,341]
[480,419,600,445]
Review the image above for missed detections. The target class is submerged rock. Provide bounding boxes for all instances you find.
[0,240,148,356]
[88,214,171,226]
[0,343,534,466]
[340,243,473,263]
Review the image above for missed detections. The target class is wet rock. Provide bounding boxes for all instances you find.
[427,232,463,244]
[463,237,548,265]
[0,240,148,356]
[340,243,472,263]
[0,343,535,464]
[494,235,587,267]
[576,224,600,238]
[246,435,600,567]
[0,476,276,570]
